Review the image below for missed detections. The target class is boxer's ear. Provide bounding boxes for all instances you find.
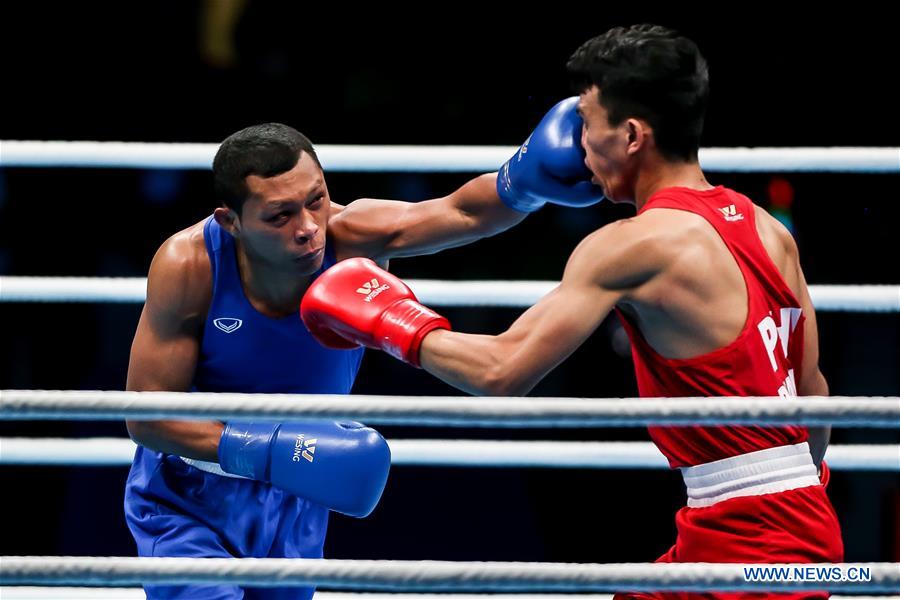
[214,206,241,236]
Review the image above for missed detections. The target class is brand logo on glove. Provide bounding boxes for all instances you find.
[292,433,317,463]
[356,278,391,303]
[718,204,744,222]
[517,134,532,161]
[213,318,243,333]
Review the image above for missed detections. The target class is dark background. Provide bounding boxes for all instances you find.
[1,3,897,565]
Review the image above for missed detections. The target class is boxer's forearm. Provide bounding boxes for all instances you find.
[449,172,524,234]
[807,426,831,469]
[126,419,224,461]
[418,280,605,396]
[420,329,532,396]
[330,173,525,262]
[799,369,830,467]
[387,172,525,257]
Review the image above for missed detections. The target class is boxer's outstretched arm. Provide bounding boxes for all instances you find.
[420,221,658,395]
[330,98,603,262]
[125,229,223,461]
[329,173,527,261]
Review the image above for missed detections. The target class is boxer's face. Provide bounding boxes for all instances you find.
[223,152,330,275]
[577,86,638,205]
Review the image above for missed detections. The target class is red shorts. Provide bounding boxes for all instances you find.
[615,463,843,600]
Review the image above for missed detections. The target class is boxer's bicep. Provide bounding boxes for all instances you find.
[127,301,200,393]
[792,257,827,397]
[494,227,645,393]
[790,243,831,466]
[126,240,214,453]
[127,238,206,393]
[495,278,621,395]
[424,224,644,395]
[420,274,618,396]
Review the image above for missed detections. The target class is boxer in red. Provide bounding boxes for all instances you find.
[301,24,844,600]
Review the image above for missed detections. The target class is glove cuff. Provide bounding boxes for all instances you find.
[378,299,451,367]
[406,317,452,368]
[218,422,279,480]
[497,160,546,213]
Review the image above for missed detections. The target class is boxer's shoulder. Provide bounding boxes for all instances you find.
[570,218,673,290]
[634,205,744,260]
[146,220,212,320]
[753,205,797,258]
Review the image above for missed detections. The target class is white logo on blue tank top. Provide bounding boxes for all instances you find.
[213,318,243,334]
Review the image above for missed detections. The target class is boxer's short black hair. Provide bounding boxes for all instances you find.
[213,123,322,213]
[567,24,709,162]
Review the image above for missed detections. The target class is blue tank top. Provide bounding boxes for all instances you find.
[125,217,362,577]
[193,216,364,393]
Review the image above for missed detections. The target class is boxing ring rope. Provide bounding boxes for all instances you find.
[1,557,897,592]
[2,140,898,172]
[1,390,898,427]
[1,437,897,470]
[2,593,895,600]
[1,277,898,312]
[3,144,898,599]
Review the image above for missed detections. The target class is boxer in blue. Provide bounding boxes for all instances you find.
[124,118,600,599]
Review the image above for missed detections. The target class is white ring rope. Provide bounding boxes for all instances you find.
[1,593,895,600]
[1,277,897,312]
[2,141,898,172]
[1,390,898,427]
[0,438,896,471]
[0,558,897,592]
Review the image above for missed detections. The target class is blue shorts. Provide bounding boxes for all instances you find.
[125,447,329,600]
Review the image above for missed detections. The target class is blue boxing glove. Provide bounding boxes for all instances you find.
[498,97,604,212]
[218,421,390,518]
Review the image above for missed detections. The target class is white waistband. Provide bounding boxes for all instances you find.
[680,442,820,508]
[178,456,245,479]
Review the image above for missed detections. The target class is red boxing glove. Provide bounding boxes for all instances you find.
[301,258,450,367]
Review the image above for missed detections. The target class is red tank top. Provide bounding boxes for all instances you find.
[616,186,808,468]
